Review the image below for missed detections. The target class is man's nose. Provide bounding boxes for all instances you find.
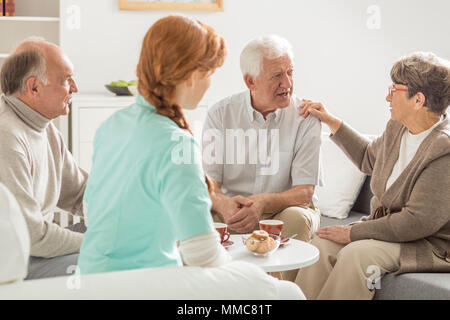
[70,80,79,93]
[280,73,292,88]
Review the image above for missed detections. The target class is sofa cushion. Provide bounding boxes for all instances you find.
[374,273,450,300]
[0,184,30,284]
[319,176,372,228]
[316,134,367,219]
[350,175,372,215]
[320,210,367,228]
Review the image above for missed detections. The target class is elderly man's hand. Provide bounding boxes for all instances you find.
[220,195,253,221]
[315,225,352,244]
[226,198,264,233]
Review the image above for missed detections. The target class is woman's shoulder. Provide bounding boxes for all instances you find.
[428,121,450,156]
[101,101,177,131]
[94,104,195,163]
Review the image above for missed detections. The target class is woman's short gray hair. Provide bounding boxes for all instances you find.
[390,52,450,115]
[240,34,294,78]
[0,44,47,95]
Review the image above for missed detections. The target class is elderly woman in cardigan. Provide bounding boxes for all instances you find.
[297,52,450,300]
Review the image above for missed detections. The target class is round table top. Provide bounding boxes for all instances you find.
[227,234,320,272]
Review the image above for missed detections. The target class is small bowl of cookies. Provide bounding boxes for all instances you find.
[242,230,281,257]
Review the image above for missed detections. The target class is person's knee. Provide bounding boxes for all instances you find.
[311,236,332,251]
[311,236,342,263]
[277,207,312,241]
[336,240,374,266]
[337,240,401,279]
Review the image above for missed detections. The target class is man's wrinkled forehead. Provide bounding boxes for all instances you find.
[45,47,74,76]
[262,54,294,73]
[55,51,74,71]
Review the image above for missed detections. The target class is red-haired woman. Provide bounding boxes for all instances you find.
[78,15,229,274]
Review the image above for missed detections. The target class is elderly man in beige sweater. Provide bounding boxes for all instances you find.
[0,38,88,279]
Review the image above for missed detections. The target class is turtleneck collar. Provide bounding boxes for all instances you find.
[2,95,51,132]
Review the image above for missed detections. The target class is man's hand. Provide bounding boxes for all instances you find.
[315,225,352,244]
[226,196,265,233]
[220,195,254,221]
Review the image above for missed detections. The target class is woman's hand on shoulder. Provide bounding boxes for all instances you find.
[298,99,343,134]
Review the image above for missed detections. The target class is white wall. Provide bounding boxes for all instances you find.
[60,0,450,135]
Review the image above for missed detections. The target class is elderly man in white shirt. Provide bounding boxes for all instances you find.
[202,35,323,281]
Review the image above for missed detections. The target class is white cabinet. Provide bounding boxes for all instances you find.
[71,94,135,172]
[70,94,209,172]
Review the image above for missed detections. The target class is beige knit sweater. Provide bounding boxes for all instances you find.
[0,95,88,258]
[331,114,450,274]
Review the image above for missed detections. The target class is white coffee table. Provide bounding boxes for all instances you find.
[227,234,320,273]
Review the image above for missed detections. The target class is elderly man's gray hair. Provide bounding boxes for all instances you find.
[240,34,294,78]
[0,37,48,95]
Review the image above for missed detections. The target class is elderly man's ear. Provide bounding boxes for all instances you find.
[243,74,257,91]
[25,77,41,97]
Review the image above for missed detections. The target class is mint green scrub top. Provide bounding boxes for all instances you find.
[78,95,214,274]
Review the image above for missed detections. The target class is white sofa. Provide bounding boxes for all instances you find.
[0,183,304,300]
[0,262,303,300]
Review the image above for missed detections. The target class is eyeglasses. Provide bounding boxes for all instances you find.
[388,85,408,96]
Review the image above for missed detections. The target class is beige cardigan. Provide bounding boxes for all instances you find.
[331,113,450,274]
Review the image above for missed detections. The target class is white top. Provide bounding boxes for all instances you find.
[227,234,320,272]
[386,116,445,190]
[202,90,324,199]
[179,232,231,267]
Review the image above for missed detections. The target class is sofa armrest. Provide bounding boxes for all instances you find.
[0,261,305,300]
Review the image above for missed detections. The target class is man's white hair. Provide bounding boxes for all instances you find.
[240,34,294,78]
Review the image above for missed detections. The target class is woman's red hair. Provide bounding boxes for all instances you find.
[137,15,226,194]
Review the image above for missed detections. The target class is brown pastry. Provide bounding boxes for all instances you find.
[249,230,269,241]
[245,230,277,254]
